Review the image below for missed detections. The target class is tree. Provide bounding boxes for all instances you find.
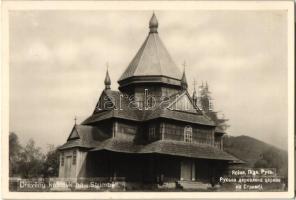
[253,147,288,177]
[197,82,229,131]
[42,144,60,178]
[18,139,45,178]
[9,132,22,177]
[9,132,61,178]
[254,159,269,168]
[205,111,229,131]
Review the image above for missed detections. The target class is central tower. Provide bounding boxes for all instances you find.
[118,13,185,105]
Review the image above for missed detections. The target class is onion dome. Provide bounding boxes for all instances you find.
[104,68,111,90]
[149,12,158,33]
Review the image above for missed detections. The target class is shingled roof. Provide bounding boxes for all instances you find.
[141,140,237,161]
[89,138,240,162]
[59,125,108,150]
[60,125,240,162]
[82,89,214,126]
[118,14,182,82]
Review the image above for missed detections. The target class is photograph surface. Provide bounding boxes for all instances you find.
[2,1,294,199]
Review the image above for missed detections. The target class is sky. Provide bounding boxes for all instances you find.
[9,10,288,151]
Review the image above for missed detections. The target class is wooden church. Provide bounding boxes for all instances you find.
[58,13,240,189]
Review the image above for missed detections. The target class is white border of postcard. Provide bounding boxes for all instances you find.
[1,0,294,199]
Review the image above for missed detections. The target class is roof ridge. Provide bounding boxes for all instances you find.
[132,35,149,76]
[152,33,163,75]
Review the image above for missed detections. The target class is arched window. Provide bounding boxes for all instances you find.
[184,125,192,143]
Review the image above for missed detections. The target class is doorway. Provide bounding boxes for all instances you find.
[64,156,72,178]
[180,160,195,181]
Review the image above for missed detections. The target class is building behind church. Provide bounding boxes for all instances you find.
[58,13,241,190]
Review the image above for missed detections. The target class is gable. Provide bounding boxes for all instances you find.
[167,93,198,113]
[68,126,80,140]
[94,91,116,113]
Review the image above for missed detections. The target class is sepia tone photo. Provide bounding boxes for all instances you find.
[2,1,294,199]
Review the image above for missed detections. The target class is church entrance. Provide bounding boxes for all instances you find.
[180,160,195,181]
[64,156,72,178]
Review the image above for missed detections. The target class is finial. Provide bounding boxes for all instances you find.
[181,61,188,90]
[192,79,197,101]
[74,116,77,125]
[149,12,158,33]
[104,62,111,90]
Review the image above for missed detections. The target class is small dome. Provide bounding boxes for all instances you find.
[149,13,158,33]
[104,69,111,90]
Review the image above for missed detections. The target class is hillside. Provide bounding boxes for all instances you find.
[223,135,288,176]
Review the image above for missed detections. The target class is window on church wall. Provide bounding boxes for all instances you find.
[118,123,137,135]
[184,126,193,143]
[134,90,144,109]
[145,88,159,108]
[61,152,64,166]
[149,125,156,139]
[136,96,144,109]
[147,96,153,107]
[72,150,77,165]
[165,124,188,141]
[194,130,213,145]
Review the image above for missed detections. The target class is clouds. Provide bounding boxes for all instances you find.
[9,10,288,150]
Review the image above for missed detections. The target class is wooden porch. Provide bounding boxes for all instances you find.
[82,150,229,189]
